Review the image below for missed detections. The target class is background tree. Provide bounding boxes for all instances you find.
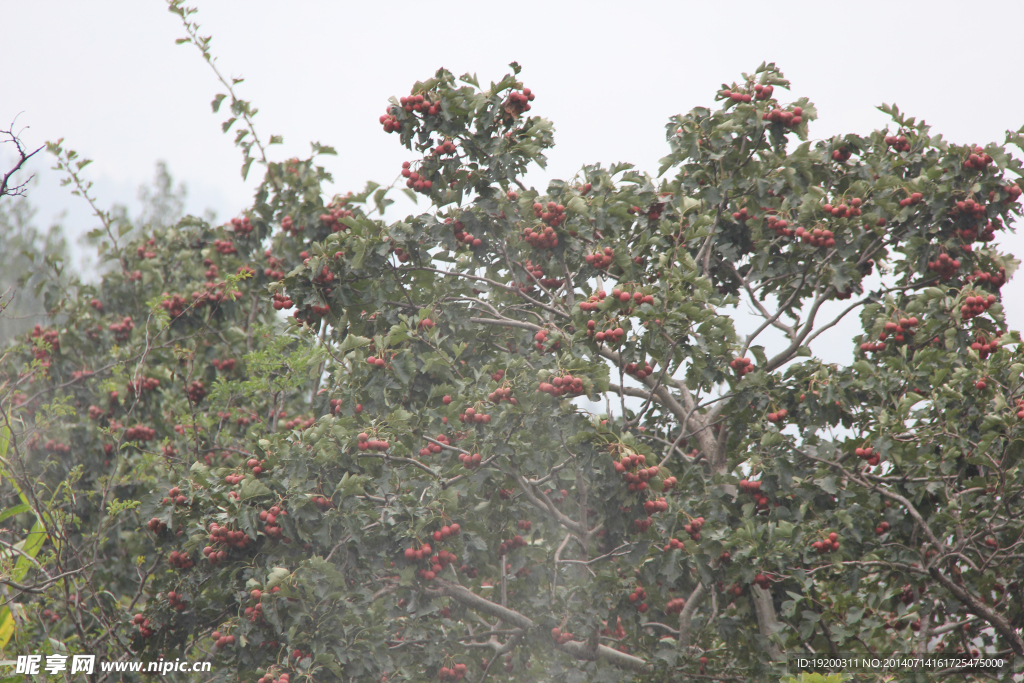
[1,8,1023,683]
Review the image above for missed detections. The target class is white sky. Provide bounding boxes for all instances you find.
[3,0,1024,357]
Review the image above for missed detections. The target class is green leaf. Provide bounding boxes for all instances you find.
[240,476,273,500]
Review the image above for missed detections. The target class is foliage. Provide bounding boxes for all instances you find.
[1,12,1024,683]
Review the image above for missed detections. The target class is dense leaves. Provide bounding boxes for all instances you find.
[2,56,1024,683]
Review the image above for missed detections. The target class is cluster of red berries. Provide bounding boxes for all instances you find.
[280,215,302,235]
[186,381,206,404]
[128,376,161,395]
[507,87,535,110]
[992,183,1023,204]
[230,216,254,236]
[663,538,685,552]
[210,630,236,648]
[88,405,106,420]
[438,664,468,681]
[257,670,290,683]
[753,83,775,100]
[419,433,449,457]
[366,354,389,369]
[258,506,285,539]
[831,147,852,162]
[515,519,532,532]
[125,425,156,442]
[319,204,354,233]
[264,253,286,281]
[458,452,483,469]
[532,329,561,353]
[224,472,245,485]
[578,289,607,311]
[486,386,516,404]
[212,358,238,374]
[753,573,771,590]
[964,146,993,170]
[854,445,880,467]
[449,220,483,248]
[899,192,924,208]
[40,609,59,625]
[312,495,333,511]
[244,457,270,475]
[136,244,156,260]
[522,224,559,249]
[763,106,803,127]
[432,523,462,542]
[738,479,771,513]
[765,215,794,237]
[625,360,654,380]
[959,219,999,243]
[403,542,434,562]
[811,532,841,554]
[401,93,440,115]
[42,439,71,454]
[682,516,705,541]
[538,374,585,397]
[532,201,566,228]
[643,497,669,515]
[433,139,457,156]
[611,287,655,306]
[162,486,188,506]
[165,590,188,610]
[613,453,659,492]
[89,298,103,311]
[875,520,890,536]
[133,613,154,638]
[720,89,752,103]
[732,207,753,222]
[584,321,623,347]
[884,134,911,152]
[281,415,314,430]
[793,226,836,248]
[212,239,236,255]
[952,196,986,221]
[518,260,561,289]
[167,550,194,571]
[458,406,491,424]
[380,110,400,133]
[497,534,527,555]
[967,267,1006,289]
[357,433,390,451]
[401,162,434,194]
[584,247,615,269]
[271,292,293,310]
[204,523,250,561]
[30,325,60,357]
[627,586,648,612]
[971,334,1001,359]
[550,627,574,644]
[824,198,863,218]
[666,597,687,615]
[927,253,961,280]
[109,316,134,342]
[730,357,754,376]
[417,548,458,582]
[961,293,997,321]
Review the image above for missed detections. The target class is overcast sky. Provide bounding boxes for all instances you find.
[3,0,1024,357]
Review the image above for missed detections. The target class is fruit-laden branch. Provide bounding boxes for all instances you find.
[432,579,650,672]
[805,451,1024,656]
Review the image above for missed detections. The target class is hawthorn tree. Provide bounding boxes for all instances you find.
[2,12,1024,683]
